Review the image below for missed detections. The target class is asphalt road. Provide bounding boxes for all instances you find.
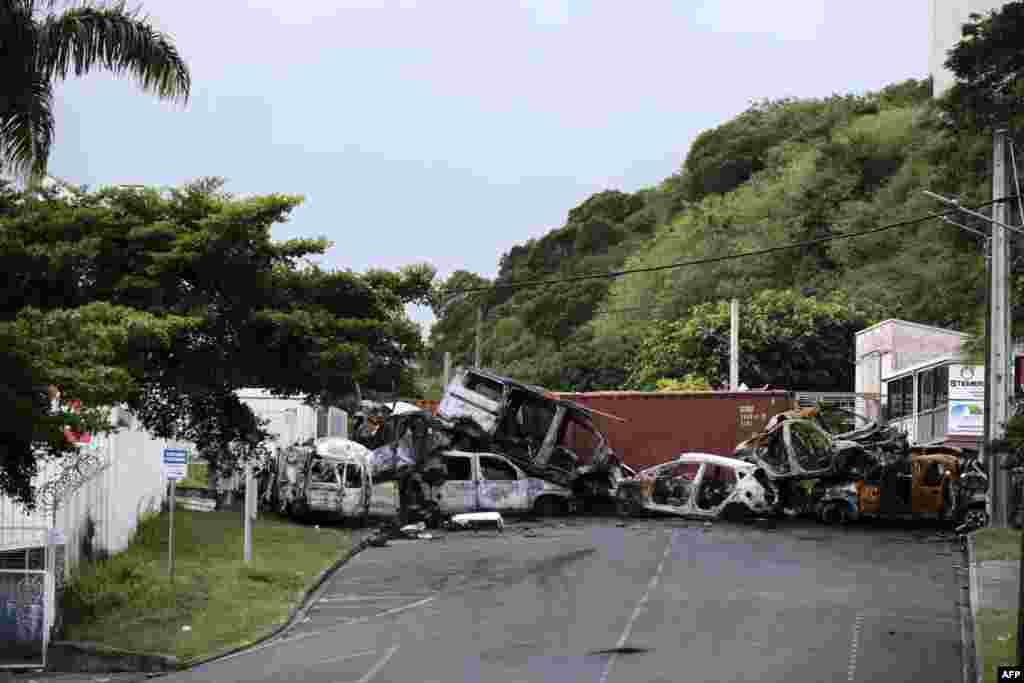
[159,517,963,683]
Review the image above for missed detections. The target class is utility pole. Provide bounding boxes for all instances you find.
[443,352,451,390]
[730,299,740,391]
[475,305,483,368]
[989,128,1012,529]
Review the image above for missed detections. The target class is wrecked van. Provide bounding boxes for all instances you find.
[616,453,776,521]
[270,437,398,522]
[435,368,627,498]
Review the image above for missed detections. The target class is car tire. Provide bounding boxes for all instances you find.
[533,496,561,517]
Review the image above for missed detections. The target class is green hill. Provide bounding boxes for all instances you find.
[426,78,1003,394]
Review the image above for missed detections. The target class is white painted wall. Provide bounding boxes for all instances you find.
[930,0,1005,96]
[0,409,176,572]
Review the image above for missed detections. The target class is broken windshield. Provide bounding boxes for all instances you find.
[309,458,340,485]
[787,421,832,471]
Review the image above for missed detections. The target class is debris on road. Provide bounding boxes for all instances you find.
[400,522,427,538]
[446,512,505,532]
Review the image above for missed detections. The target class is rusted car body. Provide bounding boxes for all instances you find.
[815,446,989,525]
[616,453,777,520]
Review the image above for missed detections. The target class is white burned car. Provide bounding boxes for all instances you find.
[426,451,575,517]
[616,453,776,521]
[270,437,400,523]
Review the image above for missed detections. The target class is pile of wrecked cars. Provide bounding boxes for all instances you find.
[268,368,631,526]
[615,404,989,528]
[733,405,990,527]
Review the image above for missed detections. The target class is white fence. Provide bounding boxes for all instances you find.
[0,416,172,575]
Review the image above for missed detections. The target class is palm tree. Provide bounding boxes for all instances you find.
[0,0,190,180]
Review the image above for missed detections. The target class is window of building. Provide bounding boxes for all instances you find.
[886,375,915,419]
[934,365,949,406]
[918,371,934,412]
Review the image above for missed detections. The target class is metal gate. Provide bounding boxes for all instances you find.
[0,569,54,669]
[0,527,62,670]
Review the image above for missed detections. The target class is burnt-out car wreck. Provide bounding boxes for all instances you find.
[733,405,988,526]
[354,368,629,523]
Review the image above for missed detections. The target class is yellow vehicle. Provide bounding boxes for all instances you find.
[816,446,982,524]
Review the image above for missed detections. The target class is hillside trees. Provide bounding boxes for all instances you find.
[626,290,881,392]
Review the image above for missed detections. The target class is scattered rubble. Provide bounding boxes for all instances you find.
[446,512,505,532]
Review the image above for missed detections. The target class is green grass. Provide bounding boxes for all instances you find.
[976,529,1023,562]
[177,463,211,490]
[61,508,352,664]
[978,608,1018,683]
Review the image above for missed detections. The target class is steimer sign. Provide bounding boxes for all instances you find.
[948,364,985,436]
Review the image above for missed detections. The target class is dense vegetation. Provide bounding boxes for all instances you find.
[426,65,1024,394]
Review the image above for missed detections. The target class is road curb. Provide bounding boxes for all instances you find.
[180,529,375,672]
[44,641,179,674]
[962,532,982,683]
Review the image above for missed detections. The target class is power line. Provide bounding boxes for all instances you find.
[438,197,1017,297]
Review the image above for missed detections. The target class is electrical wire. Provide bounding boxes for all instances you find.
[438,197,1018,297]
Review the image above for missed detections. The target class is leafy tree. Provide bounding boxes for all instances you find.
[655,375,712,392]
[941,1,1024,132]
[0,0,190,178]
[0,179,433,504]
[626,290,881,392]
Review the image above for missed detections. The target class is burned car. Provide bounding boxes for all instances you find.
[815,446,989,526]
[266,437,397,523]
[617,453,776,521]
[357,368,628,521]
[735,406,908,483]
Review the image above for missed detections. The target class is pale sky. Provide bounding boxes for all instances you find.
[49,0,930,335]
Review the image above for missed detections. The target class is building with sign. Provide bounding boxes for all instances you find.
[855,318,1024,450]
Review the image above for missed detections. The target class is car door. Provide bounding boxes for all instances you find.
[694,462,739,517]
[436,453,477,514]
[912,458,946,516]
[339,461,366,517]
[478,455,528,511]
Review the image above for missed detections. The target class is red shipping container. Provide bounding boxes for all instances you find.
[554,391,796,471]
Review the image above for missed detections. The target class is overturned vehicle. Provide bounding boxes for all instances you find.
[616,453,777,521]
[356,368,629,522]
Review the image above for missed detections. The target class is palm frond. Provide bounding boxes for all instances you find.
[0,75,54,179]
[36,3,190,104]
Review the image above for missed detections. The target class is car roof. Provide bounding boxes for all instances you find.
[641,452,754,472]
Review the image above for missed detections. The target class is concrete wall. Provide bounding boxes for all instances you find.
[930,0,1005,96]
